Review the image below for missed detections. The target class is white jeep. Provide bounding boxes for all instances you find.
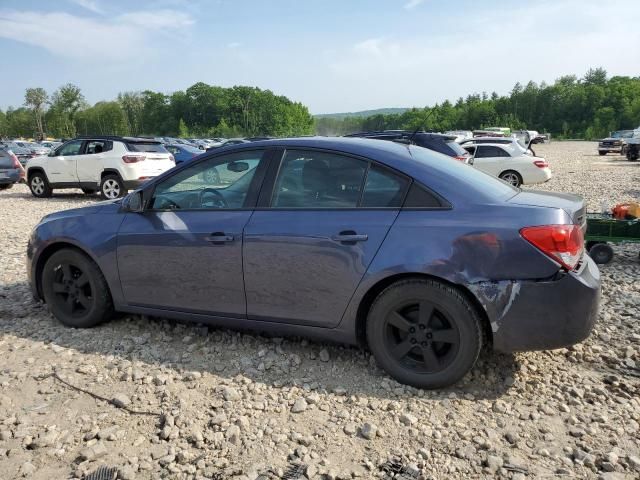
[26,136,176,199]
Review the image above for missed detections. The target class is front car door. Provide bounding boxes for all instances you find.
[116,149,270,316]
[48,140,84,183]
[243,148,410,327]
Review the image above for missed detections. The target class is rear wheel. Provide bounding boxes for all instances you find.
[366,279,482,389]
[41,249,114,328]
[499,170,522,187]
[100,174,125,199]
[29,172,53,198]
[588,243,614,265]
[598,151,606,156]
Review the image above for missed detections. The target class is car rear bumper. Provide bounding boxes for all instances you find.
[599,146,621,152]
[0,170,20,184]
[470,255,600,352]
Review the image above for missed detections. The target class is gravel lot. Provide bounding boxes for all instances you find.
[0,141,639,479]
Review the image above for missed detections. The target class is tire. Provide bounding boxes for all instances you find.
[498,170,523,187]
[0,184,13,190]
[100,174,125,199]
[627,150,639,161]
[29,172,53,198]
[588,243,614,265]
[41,249,114,328]
[598,151,606,156]
[81,188,97,195]
[366,279,482,389]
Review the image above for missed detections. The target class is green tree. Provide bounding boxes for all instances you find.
[24,87,48,140]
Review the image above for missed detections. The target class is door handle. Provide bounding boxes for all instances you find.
[205,232,234,244]
[331,230,368,245]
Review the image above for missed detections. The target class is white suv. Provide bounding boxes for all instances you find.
[26,136,175,199]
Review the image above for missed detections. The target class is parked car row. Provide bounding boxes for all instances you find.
[0,147,25,189]
[27,136,600,389]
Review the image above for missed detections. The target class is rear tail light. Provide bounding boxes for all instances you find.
[533,160,548,168]
[520,224,584,270]
[10,153,20,168]
[454,155,467,161]
[122,154,146,164]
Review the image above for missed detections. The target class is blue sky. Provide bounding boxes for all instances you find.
[1,0,639,114]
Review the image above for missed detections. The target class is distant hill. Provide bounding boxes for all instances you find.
[314,108,409,119]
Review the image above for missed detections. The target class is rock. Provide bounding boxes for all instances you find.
[226,425,241,444]
[492,400,508,414]
[79,442,108,461]
[399,413,417,426]
[291,398,308,413]
[343,423,357,435]
[20,462,37,477]
[319,349,330,362]
[486,455,503,473]
[111,393,131,408]
[628,455,640,470]
[222,387,241,401]
[360,423,377,440]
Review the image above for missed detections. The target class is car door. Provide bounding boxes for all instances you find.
[243,149,409,328]
[116,149,270,316]
[47,140,84,183]
[472,145,509,176]
[77,140,111,184]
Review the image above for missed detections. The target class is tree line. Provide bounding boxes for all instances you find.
[1,68,639,141]
[0,82,315,140]
[315,68,640,139]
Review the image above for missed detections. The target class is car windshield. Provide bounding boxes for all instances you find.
[408,145,518,197]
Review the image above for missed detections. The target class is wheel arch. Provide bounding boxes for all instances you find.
[101,169,123,180]
[27,167,47,182]
[354,272,493,349]
[34,241,107,301]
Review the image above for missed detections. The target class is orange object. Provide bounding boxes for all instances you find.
[612,202,640,220]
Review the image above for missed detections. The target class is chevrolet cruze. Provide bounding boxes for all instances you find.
[27,137,600,388]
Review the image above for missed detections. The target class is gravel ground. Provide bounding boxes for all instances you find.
[0,141,639,479]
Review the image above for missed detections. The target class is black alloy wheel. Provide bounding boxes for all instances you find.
[42,249,114,328]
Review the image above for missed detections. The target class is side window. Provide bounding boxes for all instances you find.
[403,182,445,208]
[85,141,111,155]
[166,146,179,155]
[150,150,264,210]
[57,140,83,156]
[271,150,367,208]
[361,164,409,208]
[477,146,509,158]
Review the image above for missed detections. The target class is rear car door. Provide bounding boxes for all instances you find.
[47,140,83,183]
[77,140,111,184]
[116,149,270,317]
[472,145,509,176]
[243,149,409,327]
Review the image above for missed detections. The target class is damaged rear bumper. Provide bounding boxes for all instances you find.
[469,256,601,353]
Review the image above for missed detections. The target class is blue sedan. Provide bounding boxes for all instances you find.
[164,143,204,164]
[26,137,600,388]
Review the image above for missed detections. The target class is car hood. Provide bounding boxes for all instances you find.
[39,199,122,223]
[600,137,621,142]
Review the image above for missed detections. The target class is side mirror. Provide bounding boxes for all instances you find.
[124,190,144,212]
[227,161,249,173]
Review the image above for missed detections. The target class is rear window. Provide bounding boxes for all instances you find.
[0,156,15,168]
[126,142,168,153]
[445,140,467,156]
[408,145,518,199]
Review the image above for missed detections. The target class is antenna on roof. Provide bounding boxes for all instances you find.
[408,110,434,144]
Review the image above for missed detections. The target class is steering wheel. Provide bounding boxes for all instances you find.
[199,188,228,209]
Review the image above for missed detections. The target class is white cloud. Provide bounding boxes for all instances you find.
[0,9,194,60]
[68,0,103,14]
[118,9,195,28]
[403,0,425,10]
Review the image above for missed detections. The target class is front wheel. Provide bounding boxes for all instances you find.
[499,170,523,187]
[366,279,482,389]
[100,174,125,199]
[41,249,114,328]
[29,172,53,198]
[0,184,13,190]
[598,151,606,156]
